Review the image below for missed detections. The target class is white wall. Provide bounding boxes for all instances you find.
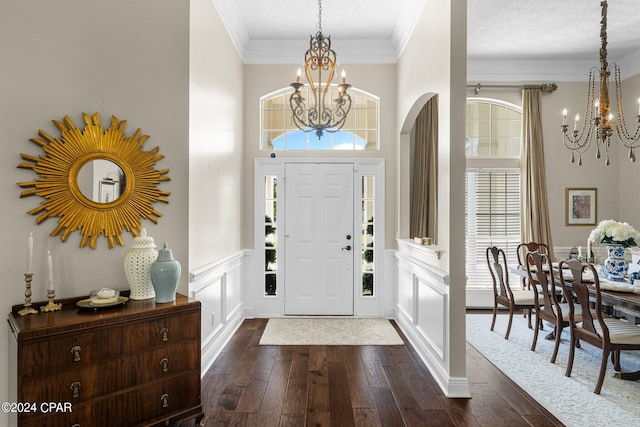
[396,0,468,389]
[0,1,190,424]
[189,0,244,268]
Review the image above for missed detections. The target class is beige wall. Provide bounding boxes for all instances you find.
[0,0,190,422]
[241,64,398,248]
[615,73,640,233]
[189,0,244,268]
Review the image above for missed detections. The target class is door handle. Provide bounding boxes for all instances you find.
[342,245,352,251]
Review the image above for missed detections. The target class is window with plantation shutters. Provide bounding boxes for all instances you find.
[465,99,522,290]
[466,170,521,288]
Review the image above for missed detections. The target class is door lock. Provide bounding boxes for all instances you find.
[342,245,352,251]
[346,234,352,240]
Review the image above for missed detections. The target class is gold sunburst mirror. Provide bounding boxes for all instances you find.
[17,113,170,249]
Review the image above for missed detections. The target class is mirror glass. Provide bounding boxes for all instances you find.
[77,159,126,203]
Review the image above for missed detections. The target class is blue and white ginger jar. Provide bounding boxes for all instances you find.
[604,244,628,282]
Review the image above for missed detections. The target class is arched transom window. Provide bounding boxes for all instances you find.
[260,86,379,150]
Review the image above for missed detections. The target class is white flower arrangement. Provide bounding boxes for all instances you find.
[589,219,640,248]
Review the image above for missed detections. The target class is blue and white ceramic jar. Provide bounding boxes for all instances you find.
[604,244,628,282]
[150,242,181,303]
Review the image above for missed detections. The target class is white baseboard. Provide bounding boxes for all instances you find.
[396,309,470,398]
[200,305,243,376]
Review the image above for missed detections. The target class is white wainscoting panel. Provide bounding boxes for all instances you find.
[394,248,467,397]
[416,271,447,359]
[189,251,247,376]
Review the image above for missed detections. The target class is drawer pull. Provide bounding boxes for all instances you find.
[160,327,169,342]
[72,424,80,427]
[161,357,169,373]
[71,381,81,398]
[161,393,169,408]
[71,346,82,362]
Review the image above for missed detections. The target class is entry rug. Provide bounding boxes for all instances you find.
[467,314,640,427]
[259,318,404,346]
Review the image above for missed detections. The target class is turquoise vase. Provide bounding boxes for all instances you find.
[150,242,181,303]
[604,244,628,282]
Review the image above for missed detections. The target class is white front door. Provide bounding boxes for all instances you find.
[284,163,354,315]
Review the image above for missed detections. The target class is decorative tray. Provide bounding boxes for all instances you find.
[76,296,129,310]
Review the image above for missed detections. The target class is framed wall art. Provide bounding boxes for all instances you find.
[565,187,597,226]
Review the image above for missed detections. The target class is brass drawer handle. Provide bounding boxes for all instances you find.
[161,393,169,408]
[71,381,81,398]
[160,327,169,342]
[71,346,81,362]
[161,357,169,373]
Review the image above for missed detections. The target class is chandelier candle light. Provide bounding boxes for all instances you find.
[561,0,640,166]
[289,0,352,139]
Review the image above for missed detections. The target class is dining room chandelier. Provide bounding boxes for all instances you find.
[289,0,352,139]
[561,0,640,166]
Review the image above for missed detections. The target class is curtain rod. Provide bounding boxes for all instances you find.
[467,83,558,96]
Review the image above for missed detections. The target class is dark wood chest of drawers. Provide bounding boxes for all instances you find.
[7,293,203,427]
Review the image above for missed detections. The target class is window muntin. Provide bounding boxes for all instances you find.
[261,86,379,150]
[264,176,278,296]
[362,176,375,296]
[465,99,522,289]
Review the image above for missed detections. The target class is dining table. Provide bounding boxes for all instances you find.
[509,263,640,381]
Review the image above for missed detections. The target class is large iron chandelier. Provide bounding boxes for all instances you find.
[289,0,352,139]
[561,0,640,165]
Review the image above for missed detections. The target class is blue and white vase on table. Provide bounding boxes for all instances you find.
[604,244,628,282]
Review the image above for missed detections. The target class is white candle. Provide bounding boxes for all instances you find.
[587,239,591,261]
[574,113,580,131]
[578,246,582,259]
[562,109,567,125]
[26,232,33,274]
[47,250,54,290]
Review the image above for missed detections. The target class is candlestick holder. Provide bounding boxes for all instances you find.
[18,273,38,316]
[41,288,62,312]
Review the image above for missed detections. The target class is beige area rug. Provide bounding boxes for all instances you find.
[259,318,404,346]
[467,313,640,427]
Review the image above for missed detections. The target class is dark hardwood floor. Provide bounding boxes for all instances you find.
[189,317,563,427]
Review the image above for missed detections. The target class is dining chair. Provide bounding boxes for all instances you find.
[559,258,640,394]
[486,246,535,339]
[526,251,579,363]
[517,241,550,289]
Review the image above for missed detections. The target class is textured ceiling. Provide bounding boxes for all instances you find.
[467,0,640,60]
[214,0,640,79]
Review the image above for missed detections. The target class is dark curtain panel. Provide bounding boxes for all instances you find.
[410,96,438,240]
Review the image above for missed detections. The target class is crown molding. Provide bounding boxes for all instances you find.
[468,57,640,83]
[213,0,250,60]
[241,38,398,65]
